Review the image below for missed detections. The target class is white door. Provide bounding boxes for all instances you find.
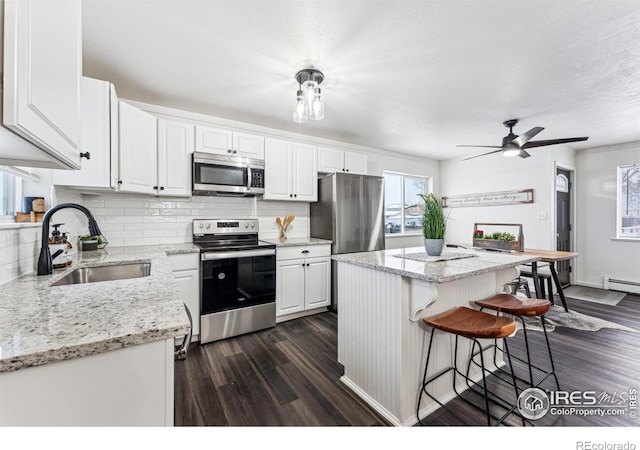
[194,125,232,155]
[293,143,318,202]
[264,138,293,200]
[118,101,158,194]
[233,132,264,159]
[157,119,193,197]
[3,0,82,169]
[304,257,331,309]
[276,259,305,316]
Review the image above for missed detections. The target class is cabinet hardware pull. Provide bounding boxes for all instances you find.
[118,180,122,184]
[153,186,158,190]
[80,152,91,160]
[301,250,310,254]
[227,149,232,153]
[160,187,165,191]
[232,150,237,154]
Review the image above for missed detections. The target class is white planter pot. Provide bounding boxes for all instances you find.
[424,238,444,256]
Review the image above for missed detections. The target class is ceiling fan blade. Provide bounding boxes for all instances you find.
[518,150,531,158]
[462,149,503,161]
[512,127,544,147]
[522,137,588,149]
[456,145,502,148]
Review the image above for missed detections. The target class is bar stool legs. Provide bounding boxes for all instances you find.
[416,306,523,426]
[475,293,560,392]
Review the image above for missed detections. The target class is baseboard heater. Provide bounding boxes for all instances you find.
[603,277,640,295]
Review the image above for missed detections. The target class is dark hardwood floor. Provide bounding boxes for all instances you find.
[175,293,640,427]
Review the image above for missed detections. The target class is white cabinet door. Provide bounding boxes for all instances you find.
[118,101,157,194]
[51,77,115,189]
[293,143,317,202]
[345,152,367,174]
[304,257,331,309]
[233,132,264,159]
[172,269,200,338]
[3,0,82,169]
[276,259,305,316]
[194,126,263,159]
[194,125,232,155]
[157,119,193,197]
[264,138,293,200]
[318,146,367,175]
[317,147,344,173]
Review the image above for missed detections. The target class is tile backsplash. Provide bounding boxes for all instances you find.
[0,225,41,286]
[0,187,309,285]
[55,187,310,248]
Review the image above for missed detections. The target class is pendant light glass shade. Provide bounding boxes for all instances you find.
[293,69,325,123]
[293,89,308,123]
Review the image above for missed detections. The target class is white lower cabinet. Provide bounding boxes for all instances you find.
[168,253,200,340]
[0,339,175,426]
[276,244,331,320]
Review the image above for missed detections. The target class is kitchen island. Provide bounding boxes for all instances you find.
[333,246,539,426]
[0,244,194,426]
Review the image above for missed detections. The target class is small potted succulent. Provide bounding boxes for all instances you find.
[419,193,447,256]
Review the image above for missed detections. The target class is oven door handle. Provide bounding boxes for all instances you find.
[201,248,276,261]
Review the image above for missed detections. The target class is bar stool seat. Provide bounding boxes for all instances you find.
[417,306,522,426]
[474,293,560,392]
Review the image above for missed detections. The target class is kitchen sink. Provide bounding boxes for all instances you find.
[51,262,151,286]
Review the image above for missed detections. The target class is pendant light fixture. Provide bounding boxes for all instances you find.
[293,69,324,123]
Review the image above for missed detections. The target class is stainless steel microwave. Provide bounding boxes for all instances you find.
[192,152,265,196]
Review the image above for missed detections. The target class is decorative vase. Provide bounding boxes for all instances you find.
[424,238,444,257]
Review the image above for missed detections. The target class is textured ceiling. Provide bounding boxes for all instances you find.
[82,0,640,161]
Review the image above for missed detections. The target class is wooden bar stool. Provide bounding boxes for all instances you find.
[474,293,560,391]
[416,306,521,426]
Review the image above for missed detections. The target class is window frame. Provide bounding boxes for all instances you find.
[0,170,23,223]
[617,164,640,239]
[383,171,432,236]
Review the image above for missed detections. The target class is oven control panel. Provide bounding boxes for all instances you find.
[193,219,259,235]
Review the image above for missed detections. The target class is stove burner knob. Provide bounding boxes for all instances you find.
[250,223,255,228]
[244,223,249,228]
[206,223,211,229]
[199,223,204,229]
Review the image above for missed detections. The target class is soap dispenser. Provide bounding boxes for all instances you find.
[49,223,67,269]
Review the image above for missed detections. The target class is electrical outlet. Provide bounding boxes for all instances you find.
[536,212,547,220]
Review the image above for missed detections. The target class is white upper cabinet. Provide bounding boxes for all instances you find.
[195,125,264,159]
[157,119,193,197]
[119,102,193,197]
[264,138,317,202]
[118,101,158,195]
[318,146,367,174]
[51,77,119,189]
[3,0,82,169]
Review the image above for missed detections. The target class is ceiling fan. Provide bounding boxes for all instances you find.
[458,119,588,160]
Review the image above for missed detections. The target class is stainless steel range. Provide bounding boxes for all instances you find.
[193,219,276,344]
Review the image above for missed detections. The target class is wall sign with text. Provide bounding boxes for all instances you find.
[442,189,534,208]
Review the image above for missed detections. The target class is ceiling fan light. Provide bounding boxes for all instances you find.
[502,144,521,157]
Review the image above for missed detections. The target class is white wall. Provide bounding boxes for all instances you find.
[440,145,575,249]
[575,141,640,288]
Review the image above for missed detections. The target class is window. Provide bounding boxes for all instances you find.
[383,172,430,235]
[0,169,21,222]
[618,165,640,238]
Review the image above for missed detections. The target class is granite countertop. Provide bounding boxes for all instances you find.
[332,246,540,283]
[262,237,333,247]
[0,243,197,373]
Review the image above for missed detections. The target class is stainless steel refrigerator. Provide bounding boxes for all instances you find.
[310,172,385,311]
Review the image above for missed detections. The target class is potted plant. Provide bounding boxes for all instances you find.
[419,193,447,256]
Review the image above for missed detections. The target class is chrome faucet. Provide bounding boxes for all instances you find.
[37,203,106,275]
